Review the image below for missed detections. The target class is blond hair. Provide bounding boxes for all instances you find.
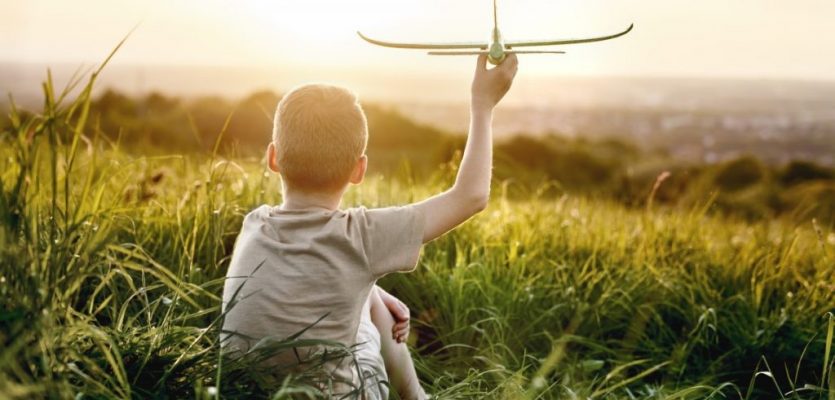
[272,84,368,192]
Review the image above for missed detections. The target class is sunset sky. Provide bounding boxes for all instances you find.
[3,0,835,81]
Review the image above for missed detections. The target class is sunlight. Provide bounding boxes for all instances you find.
[256,1,372,43]
[4,0,835,80]
[244,0,406,44]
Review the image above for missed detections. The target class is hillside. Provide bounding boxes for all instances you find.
[1,71,833,399]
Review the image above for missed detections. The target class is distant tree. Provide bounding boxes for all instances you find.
[363,104,454,175]
[364,104,448,149]
[143,92,180,114]
[713,156,766,191]
[224,90,280,151]
[779,160,834,186]
[96,89,137,116]
[496,135,615,191]
[186,96,233,151]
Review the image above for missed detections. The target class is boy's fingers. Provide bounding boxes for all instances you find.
[393,302,409,322]
[502,53,519,74]
[392,320,409,333]
[501,53,518,70]
[392,322,409,341]
[394,325,409,342]
[385,298,407,321]
[476,54,488,73]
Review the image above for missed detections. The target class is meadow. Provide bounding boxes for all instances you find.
[1,61,834,399]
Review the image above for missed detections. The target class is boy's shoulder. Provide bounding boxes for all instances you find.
[345,205,426,232]
[346,205,426,276]
[239,204,422,240]
[242,204,423,223]
[240,203,426,277]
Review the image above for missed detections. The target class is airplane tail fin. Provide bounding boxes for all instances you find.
[493,0,498,31]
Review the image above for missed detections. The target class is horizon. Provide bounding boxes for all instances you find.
[4,61,835,109]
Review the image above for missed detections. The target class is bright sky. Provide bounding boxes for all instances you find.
[2,0,835,81]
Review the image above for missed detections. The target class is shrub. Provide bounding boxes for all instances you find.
[779,160,835,186]
[713,156,767,191]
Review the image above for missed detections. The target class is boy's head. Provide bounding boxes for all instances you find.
[268,83,368,194]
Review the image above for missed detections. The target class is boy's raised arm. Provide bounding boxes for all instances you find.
[412,54,518,243]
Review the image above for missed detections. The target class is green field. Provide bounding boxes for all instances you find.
[1,66,834,399]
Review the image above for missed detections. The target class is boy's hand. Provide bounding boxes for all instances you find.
[471,53,518,111]
[378,287,411,343]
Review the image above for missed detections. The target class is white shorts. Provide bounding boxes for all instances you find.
[355,296,389,400]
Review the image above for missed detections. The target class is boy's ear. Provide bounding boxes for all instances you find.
[349,155,368,185]
[267,142,280,173]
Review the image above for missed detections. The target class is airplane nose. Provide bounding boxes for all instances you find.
[487,53,506,65]
[489,42,506,65]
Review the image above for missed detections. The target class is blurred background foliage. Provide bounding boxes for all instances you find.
[3,89,832,226]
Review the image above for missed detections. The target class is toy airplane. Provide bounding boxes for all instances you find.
[358,0,633,65]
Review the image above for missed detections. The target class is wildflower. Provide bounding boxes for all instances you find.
[531,376,546,390]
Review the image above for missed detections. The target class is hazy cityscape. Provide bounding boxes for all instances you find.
[3,62,834,166]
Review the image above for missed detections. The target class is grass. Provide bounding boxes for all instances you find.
[1,58,834,399]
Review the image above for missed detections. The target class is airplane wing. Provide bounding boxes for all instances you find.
[428,50,565,55]
[357,31,487,49]
[507,50,566,55]
[505,24,633,48]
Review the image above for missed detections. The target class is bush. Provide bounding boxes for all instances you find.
[779,160,835,186]
[495,135,617,192]
[713,156,767,191]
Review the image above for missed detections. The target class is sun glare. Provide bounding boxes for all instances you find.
[266,3,361,43]
[235,0,489,70]
[245,1,402,45]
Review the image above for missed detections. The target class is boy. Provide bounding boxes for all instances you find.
[221,53,518,399]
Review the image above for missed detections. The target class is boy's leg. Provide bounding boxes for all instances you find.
[368,287,426,400]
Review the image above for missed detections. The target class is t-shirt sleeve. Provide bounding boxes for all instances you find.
[354,205,425,277]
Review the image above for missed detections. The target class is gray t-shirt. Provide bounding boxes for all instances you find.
[220,204,424,386]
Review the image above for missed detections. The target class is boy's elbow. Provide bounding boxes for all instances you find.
[467,193,489,214]
[451,186,489,214]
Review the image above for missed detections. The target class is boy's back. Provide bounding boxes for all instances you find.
[221,54,518,399]
[221,204,423,381]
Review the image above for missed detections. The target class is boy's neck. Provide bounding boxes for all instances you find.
[280,186,345,211]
